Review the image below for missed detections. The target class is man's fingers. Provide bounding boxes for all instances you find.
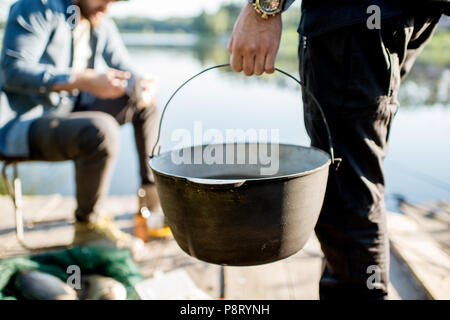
[227,35,234,55]
[109,85,126,99]
[264,51,276,74]
[111,78,127,90]
[230,53,244,73]
[118,70,131,79]
[227,4,282,75]
[109,68,131,80]
[254,53,266,76]
[242,54,255,76]
[140,78,156,89]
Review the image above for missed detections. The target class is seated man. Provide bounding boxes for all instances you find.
[0,0,162,253]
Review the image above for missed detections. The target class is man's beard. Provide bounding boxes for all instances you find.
[86,13,103,28]
[73,0,104,28]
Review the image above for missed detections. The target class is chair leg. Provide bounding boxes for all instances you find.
[1,163,68,252]
[12,165,28,248]
[2,163,30,249]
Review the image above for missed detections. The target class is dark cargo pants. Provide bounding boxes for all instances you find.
[299,10,441,299]
[28,95,159,222]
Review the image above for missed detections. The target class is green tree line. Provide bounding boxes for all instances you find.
[113,3,301,35]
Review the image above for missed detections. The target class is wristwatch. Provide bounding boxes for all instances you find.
[248,0,285,19]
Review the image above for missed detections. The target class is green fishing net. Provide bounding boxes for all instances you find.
[0,246,144,300]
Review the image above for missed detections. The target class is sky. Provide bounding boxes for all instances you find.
[0,0,246,21]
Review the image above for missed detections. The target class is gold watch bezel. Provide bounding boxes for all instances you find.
[253,0,285,19]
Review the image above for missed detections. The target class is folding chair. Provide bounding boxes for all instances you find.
[0,88,69,252]
[1,156,70,252]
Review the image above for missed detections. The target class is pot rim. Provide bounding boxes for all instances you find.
[149,143,331,186]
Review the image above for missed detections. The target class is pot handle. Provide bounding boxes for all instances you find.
[151,64,337,165]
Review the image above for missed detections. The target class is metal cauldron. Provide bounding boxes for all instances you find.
[150,65,337,266]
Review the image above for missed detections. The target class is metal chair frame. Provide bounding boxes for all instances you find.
[1,159,69,251]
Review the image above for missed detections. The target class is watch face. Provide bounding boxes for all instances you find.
[258,0,282,14]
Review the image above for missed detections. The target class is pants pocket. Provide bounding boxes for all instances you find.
[299,30,348,118]
[342,28,394,115]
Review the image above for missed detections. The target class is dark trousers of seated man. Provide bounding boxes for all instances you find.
[300,10,441,299]
[27,94,159,222]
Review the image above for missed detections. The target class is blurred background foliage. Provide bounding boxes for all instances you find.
[1,2,449,67]
[111,3,449,67]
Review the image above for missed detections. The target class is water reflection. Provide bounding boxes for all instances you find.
[122,35,450,107]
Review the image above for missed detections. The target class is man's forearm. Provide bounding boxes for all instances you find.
[0,57,73,95]
[51,73,84,92]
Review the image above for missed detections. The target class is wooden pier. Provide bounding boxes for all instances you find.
[0,195,448,300]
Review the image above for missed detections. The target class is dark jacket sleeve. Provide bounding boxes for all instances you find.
[283,0,297,11]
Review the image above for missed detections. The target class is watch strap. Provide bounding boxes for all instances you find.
[247,0,291,11]
[247,0,285,19]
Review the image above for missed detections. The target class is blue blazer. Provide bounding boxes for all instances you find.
[0,0,136,157]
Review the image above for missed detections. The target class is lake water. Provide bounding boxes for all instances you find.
[7,38,450,211]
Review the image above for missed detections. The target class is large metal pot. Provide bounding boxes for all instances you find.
[149,65,337,266]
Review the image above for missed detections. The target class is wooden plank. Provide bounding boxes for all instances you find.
[399,201,450,255]
[0,223,73,258]
[281,237,323,300]
[182,258,221,299]
[2,195,440,300]
[24,194,67,226]
[0,195,67,229]
[0,195,133,256]
[0,195,73,258]
[223,236,323,300]
[282,259,306,300]
[135,238,221,298]
[389,251,427,300]
[224,261,292,299]
[388,211,450,300]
